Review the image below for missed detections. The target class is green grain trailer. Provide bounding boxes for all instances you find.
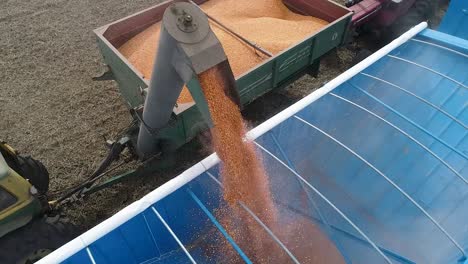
[93,0,352,153]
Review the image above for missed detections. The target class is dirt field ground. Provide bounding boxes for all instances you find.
[0,0,447,230]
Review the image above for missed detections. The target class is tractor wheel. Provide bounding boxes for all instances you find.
[16,155,50,194]
[386,0,438,41]
[0,216,79,264]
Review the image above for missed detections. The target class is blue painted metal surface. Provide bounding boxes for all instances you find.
[56,27,468,264]
[52,21,468,264]
[439,0,468,40]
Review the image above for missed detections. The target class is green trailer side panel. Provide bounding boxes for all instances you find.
[93,2,353,155]
[156,118,187,152]
[180,105,208,141]
[312,15,351,61]
[96,39,147,108]
[275,40,314,85]
[156,105,206,151]
[238,60,275,105]
[235,13,351,107]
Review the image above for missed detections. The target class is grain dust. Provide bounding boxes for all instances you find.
[198,63,345,262]
[199,65,286,263]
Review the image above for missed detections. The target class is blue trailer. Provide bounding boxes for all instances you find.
[439,0,468,40]
[38,11,468,264]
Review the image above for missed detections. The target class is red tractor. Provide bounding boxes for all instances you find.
[344,0,440,63]
[347,0,439,40]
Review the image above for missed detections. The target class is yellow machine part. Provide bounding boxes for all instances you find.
[0,170,36,219]
[0,144,40,238]
[0,142,17,156]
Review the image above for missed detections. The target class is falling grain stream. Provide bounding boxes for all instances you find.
[120,0,345,262]
[198,66,345,263]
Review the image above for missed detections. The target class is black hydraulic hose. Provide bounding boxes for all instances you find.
[53,142,127,204]
[85,142,126,185]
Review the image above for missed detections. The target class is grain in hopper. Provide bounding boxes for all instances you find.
[93,0,352,158]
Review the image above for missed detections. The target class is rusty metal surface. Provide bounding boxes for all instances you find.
[285,0,351,22]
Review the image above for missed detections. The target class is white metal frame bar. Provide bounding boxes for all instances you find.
[359,72,467,129]
[86,247,97,264]
[205,171,300,264]
[329,92,467,184]
[411,38,468,59]
[349,82,468,160]
[268,132,352,263]
[239,203,300,264]
[387,54,468,89]
[187,189,253,264]
[142,213,162,257]
[151,207,197,264]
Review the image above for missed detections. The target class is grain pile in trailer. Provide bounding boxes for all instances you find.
[119,0,329,103]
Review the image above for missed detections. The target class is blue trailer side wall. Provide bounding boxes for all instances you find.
[439,0,468,40]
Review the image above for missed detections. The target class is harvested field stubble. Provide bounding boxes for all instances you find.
[0,0,167,229]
